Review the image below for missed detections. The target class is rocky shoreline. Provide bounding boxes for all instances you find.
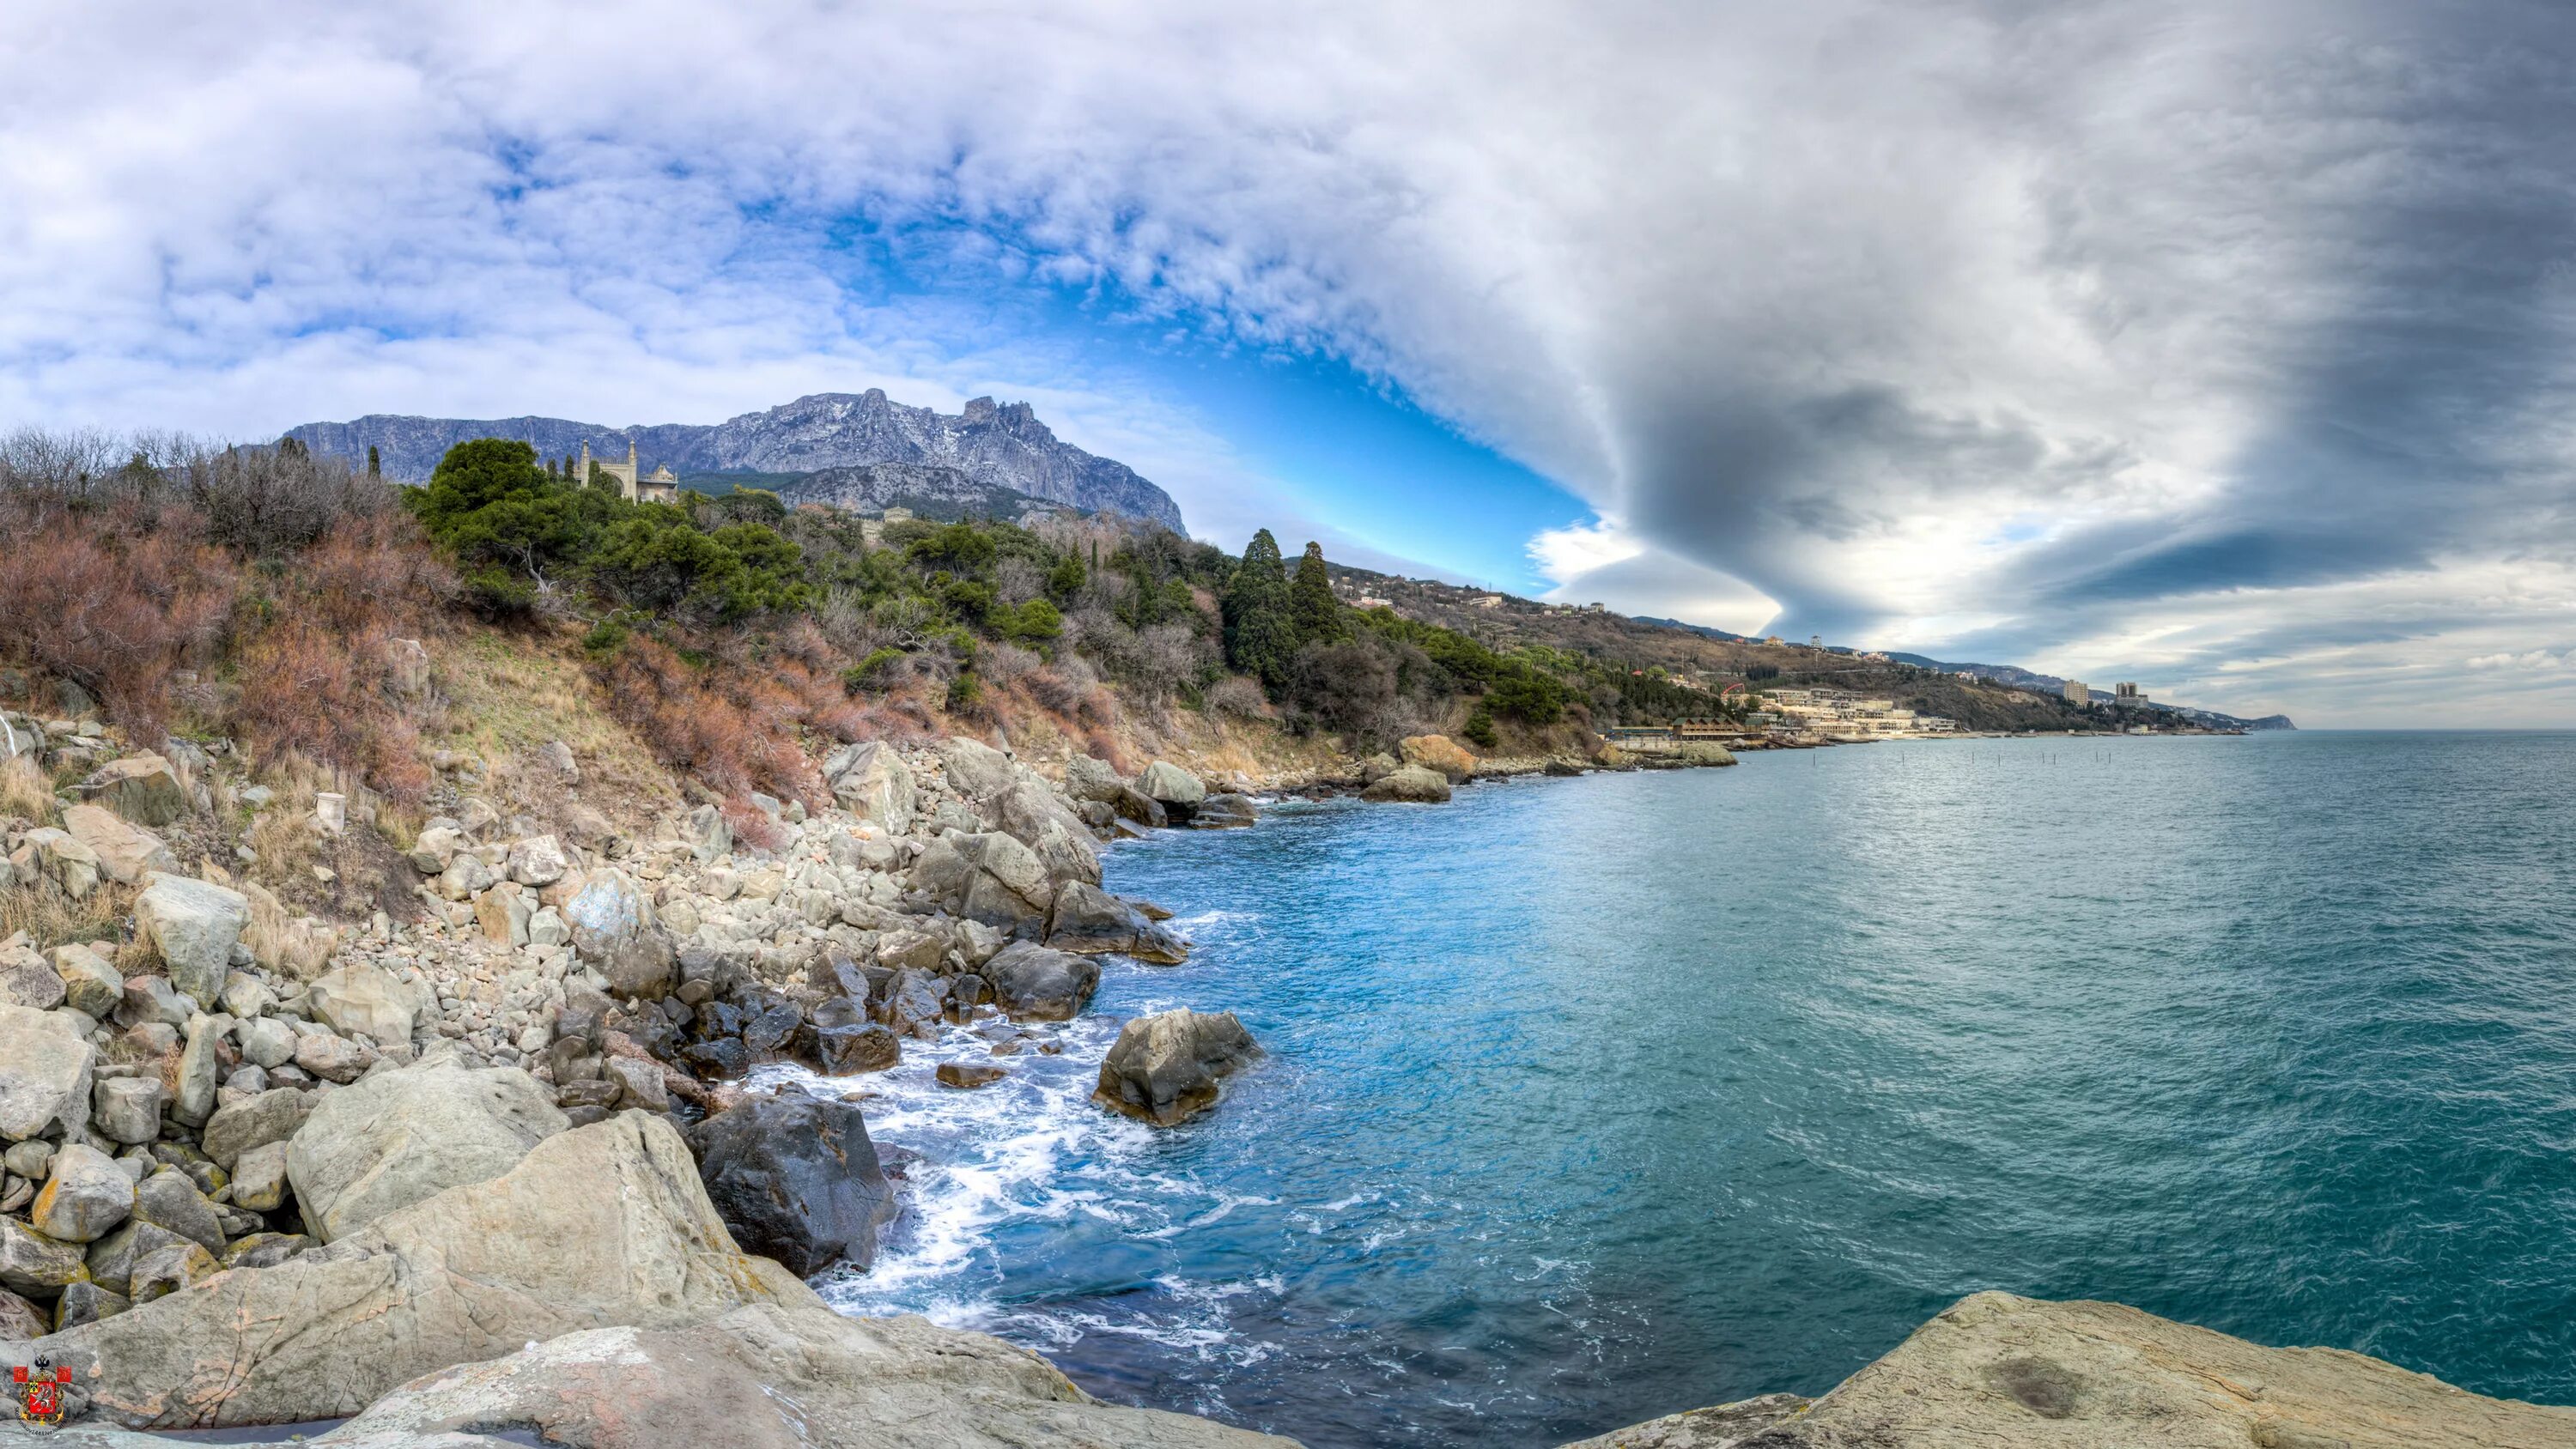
[1,711,2561,1447]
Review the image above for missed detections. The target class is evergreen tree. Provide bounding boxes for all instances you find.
[1291,541,1346,644]
[366,444,381,477]
[1222,528,1297,690]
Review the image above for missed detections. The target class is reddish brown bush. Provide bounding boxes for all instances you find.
[233,620,430,803]
[0,494,236,735]
[592,635,825,809]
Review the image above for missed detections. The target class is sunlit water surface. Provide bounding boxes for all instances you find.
[764,732,2576,1446]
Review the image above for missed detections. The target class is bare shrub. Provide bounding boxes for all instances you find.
[981,641,1042,687]
[0,494,237,735]
[994,555,1043,606]
[0,755,53,823]
[1206,674,1269,719]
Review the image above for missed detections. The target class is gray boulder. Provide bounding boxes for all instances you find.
[1139,760,1207,822]
[306,961,424,1047]
[39,1114,813,1431]
[0,1215,87,1296]
[230,1141,290,1213]
[52,944,122,1018]
[0,1288,46,1342]
[908,831,1054,930]
[1062,754,1126,803]
[564,870,676,999]
[1194,792,1259,828]
[687,1092,898,1276]
[131,1167,226,1255]
[89,1076,166,1146]
[983,942,1101,1022]
[1093,1009,1261,1126]
[200,1087,313,1170]
[1362,764,1452,803]
[823,740,915,834]
[234,1015,295,1070]
[280,1300,1303,1449]
[0,939,66,1010]
[0,1003,94,1143]
[31,1143,133,1244]
[78,753,191,827]
[1045,881,1188,964]
[135,873,251,1007]
[173,1014,221,1128]
[286,1058,568,1241]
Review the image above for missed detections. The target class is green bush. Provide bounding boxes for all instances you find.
[946,670,984,713]
[842,647,903,694]
[1461,705,1498,748]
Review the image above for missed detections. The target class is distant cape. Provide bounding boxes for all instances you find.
[285,389,1186,532]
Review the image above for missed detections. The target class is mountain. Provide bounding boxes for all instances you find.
[285,390,1186,531]
[767,463,1076,523]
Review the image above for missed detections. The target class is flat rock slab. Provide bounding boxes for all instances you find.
[1567,1292,2576,1449]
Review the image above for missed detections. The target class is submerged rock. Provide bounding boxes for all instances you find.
[1093,1009,1260,1126]
[1045,881,1188,964]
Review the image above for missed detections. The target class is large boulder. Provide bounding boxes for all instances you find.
[1045,882,1188,964]
[935,736,1019,804]
[78,754,191,828]
[35,1113,812,1430]
[281,1300,1303,1449]
[686,1091,898,1276]
[19,828,101,900]
[134,873,250,1008]
[823,740,915,835]
[31,1143,133,1244]
[908,831,1054,931]
[305,961,422,1047]
[1362,764,1452,803]
[982,942,1100,1022]
[1062,753,1126,803]
[59,803,178,886]
[199,1087,313,1171]
[564,870,677,999]
[0,1215,87,1297]
[1139,760,1206,822]
[286,1057,569,1242]
[1093,1009,1260,1126]
[1561,1291,2576,1449]
[0,938,65,1010]
[0,1003,94,1143]
[1400,733,1477,782]
[52,943,123,1018]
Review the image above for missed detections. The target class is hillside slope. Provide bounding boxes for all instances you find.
[288,390,1186,531]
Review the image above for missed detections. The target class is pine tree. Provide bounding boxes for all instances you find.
[1291,541,1346,644]
[1222,529,1297,690]
[366,445,381,477]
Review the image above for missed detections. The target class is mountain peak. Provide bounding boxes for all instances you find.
[284,389,1184,531]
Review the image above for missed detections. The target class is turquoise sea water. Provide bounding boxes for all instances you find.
[801,731,2576,1446]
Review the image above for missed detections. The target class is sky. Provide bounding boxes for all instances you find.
[5,2,2575,727]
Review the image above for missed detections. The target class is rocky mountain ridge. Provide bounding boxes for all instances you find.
[286,390,1186,531]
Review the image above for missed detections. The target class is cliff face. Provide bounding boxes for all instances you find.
[285,390,1187,532]
[1564,1292,2576,1449]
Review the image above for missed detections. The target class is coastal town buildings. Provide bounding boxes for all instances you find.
[2062,679,2091,705]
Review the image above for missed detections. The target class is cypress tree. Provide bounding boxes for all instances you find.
[1222,529,1297,690]
[1291,541,1346,644]
[366,444,381,477]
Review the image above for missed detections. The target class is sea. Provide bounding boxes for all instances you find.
[765,731,2576,1447]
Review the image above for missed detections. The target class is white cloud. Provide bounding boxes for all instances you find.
[5,1,2575,723]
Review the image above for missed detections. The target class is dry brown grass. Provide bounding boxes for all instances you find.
[0,878,134,954]
[0,755,54,824]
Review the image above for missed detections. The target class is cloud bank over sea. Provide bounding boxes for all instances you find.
[6,1,2574,724]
